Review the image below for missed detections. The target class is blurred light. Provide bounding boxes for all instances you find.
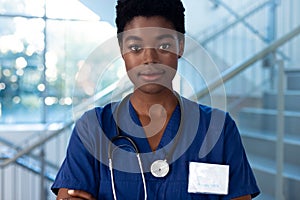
[0,35,24,53]
[59,97,72,105]
[45,51,58,81]
[37,84,45,92]
[14,17,45,52]
[37,65,44,71]
[15,57,27,69]
[26,45,35,56]
[16,69,24,76]
[10,75,18,83]
[45,96,58,106]
[45,51,58,68]
[64,97,72,105]
[12,96,21,104]
[45,69,58,81]
[0,83,6,90]
[3,69,11,77]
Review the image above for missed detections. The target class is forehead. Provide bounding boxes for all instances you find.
[124,16,175,30]
[122,16,178,40]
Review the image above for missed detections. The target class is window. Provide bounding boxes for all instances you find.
[0,0,116,123]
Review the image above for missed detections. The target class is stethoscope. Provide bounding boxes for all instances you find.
[107,93,184,200]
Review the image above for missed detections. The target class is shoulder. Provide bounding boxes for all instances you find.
[183,98,239,144]
[74,102,118,140]
[181,97,232,125]
[77,102,118,125]
[199,103,238,136]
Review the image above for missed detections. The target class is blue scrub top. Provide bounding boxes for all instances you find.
[51,97,260,199]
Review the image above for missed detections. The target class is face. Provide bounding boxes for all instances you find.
[120,16,184,95]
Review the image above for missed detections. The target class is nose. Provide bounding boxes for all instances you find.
[143,48,159,64]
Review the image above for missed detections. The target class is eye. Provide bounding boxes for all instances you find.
[129,44,142,52]
[159,43,171,50]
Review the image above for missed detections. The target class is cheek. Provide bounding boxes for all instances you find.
[123,54,141,71]
[164,54,179,69]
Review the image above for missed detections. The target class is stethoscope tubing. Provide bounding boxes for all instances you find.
[108,135,147,200]
[108,134,139,160]
[107,92,184,200]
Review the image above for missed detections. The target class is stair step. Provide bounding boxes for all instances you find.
[240,130,300,145]
[263,91,300,111]
[248,154,300,181]
[240,130,300,166]
[238,108,300,136]
[285,68,300,90]
[247,153,300,200]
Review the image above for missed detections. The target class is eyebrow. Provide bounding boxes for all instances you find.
[124,34,177,42]
[156,34,177,40]
[124,35,142,42]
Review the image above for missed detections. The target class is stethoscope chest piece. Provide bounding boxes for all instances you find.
[150,159,169,178]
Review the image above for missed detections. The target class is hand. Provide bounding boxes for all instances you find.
[58,189,96,200]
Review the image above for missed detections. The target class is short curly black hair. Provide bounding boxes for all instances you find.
[115,0,185,34]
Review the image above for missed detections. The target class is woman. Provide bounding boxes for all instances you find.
[51,0,260,199]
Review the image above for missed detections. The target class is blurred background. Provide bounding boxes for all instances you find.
[0,0,299,199]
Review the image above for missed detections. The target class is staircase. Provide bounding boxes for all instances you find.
[238,68,300,199]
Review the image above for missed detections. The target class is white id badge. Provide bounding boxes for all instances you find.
[188,162,229,195]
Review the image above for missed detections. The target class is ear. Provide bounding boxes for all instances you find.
[178,37,185,58]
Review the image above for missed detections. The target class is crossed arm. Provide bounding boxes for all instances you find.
[56,188,252,200]
[56,189,95,200]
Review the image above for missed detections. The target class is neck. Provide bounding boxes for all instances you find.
[129,89,179,151]
[130,89,178,116]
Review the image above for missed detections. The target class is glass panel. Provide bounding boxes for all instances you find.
[0,17,45,123]
[0,0,116,123]
[0,0,44,17]
[45,19,116,122]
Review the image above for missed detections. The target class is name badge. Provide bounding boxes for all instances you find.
[188,162,229,195]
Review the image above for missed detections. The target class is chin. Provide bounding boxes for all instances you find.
[135,84,171,95]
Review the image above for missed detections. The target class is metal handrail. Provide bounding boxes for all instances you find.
[0,82,132,168]
[72,81,133,119]
[1,25,299,170]
[0,136,59,169]
[195,25,300,100]
[0,121,73,168]
[200,0,288,61]
[209,0,270,43]
[202,0,271,45]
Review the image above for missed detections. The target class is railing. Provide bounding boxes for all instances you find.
[202,0,289,60]
[0,80,133,199]
[195,25,300,99]
[201,0,271,45]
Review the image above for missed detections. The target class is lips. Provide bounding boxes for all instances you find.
[138,69,165,81]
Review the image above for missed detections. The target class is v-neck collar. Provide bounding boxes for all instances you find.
[127,101,181,153]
